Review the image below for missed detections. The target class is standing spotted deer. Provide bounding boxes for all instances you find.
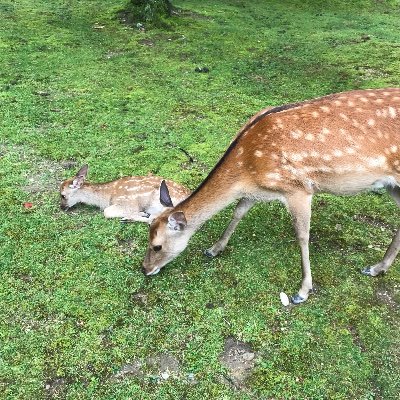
[142,88,400,304]
[60,165,190,223]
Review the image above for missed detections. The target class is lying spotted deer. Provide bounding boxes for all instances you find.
[60,165,190,223]
[142,88,400,304]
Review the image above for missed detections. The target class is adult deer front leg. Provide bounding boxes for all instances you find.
[286,191,313,304]
[205,198,256,257]
[362,186,400,276]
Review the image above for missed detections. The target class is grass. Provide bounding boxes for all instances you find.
[0,0,400,398]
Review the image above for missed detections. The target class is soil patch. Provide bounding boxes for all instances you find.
[219,336,257,389]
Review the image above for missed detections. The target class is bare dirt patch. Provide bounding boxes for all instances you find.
[112,353,181,383]
[219,336,257,389]
[1,143,77,194]
[44,377,66,398]
[353,214,395,232]
[376,284,399,311]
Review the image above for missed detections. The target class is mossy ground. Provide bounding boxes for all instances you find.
[0,1,399,398]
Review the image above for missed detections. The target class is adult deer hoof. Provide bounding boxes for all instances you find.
[291,294,306,304]
[361,267,372,276]
[204,249,216,258]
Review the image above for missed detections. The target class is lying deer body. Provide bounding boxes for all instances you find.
[142,88,400,303]
[60,165,190,223]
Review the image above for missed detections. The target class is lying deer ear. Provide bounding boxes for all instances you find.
[160,180,174,208]
[168,211,187,231]
[70,164,88,189]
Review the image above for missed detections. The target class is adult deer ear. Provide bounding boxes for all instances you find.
[70,164,88,189]
[160,180,174,208]
[168,211,187,231]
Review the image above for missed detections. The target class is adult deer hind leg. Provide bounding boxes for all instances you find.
[205,198,256,257]
[362,185,400,276]
[285,191,313,304]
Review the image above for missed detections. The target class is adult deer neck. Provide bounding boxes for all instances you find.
[78,182,112,209]
[177,164,242,228]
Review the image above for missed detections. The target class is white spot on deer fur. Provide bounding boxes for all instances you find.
[389,107,397,118]
[312,111,319,118]
[376,109,382,117]
[347,100,355,107]
[310,150,319,158]
[375,98,384,104]
[254,150,263,157]
[394,160,400,166]
[333,149,343,157]
[360,97,368,103]
[317,134,326,142]
[290,130,302,139]
[290,153,303,161]
[237,161,243,166]
[340,113,349,121]
[392,96,400,101]
[366,155,386,167]
[266,172,281,180]
[346,147,356,154]
[367,118,375,126]
[334,100,342,106]
[322,127,330,134]
[320,106,330,113]
[305,133,314,141]
[384,148,391,155]
[322,154,332,161]
[383,92,390,96]
[237,147,244,156]
[390,145,398,153]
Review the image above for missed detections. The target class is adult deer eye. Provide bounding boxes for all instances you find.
[61,194,66,199]
[153,245,162,252]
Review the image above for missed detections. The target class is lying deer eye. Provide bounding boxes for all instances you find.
[153,245,162,252]
[61,195,66,199]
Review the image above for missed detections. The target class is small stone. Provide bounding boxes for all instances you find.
[242,352,255,362]
[161,371,170,380]
[279,292,290,307]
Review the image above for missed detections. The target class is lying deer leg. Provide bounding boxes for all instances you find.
[104,205,151,223]
[285,192,313,304]
[362,186,400,276]
[205,198,255,257]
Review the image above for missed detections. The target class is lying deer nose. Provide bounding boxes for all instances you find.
[141,266,147,275]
